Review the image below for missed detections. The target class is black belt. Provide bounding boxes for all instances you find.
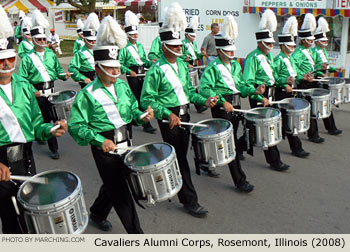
[34,81,54,91]
[0,143,34,176]
[98,125,130,145]
[167,104,190,117]
[129,65,145,74]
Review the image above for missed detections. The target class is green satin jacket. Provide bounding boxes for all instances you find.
[73,37,85,54]
[18,39,34,59]
[68,45,95,82]
[148,36,163,61]
[119,41,152,74]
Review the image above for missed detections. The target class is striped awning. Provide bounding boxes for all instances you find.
[3,0,47,13]
[114,0,159,6]
[243,6,350,17]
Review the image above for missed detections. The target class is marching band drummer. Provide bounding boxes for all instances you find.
[17,16,34,59]
[243,9,290,172]
[119,10,157,134]
[0,6,67,234]
[73,19,85,54]
[200,15,265,191]
[141,3,217,218]
[68,16,154,233]
[274,16,310,158]
[68,13,100,89]
[14,10,25,44]
[18,10,71,160]
[147,9,167,63]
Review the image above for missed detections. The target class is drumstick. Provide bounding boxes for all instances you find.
[50,120,67,133]
[10,175,48,184]
[59,72,74,75]
[233,109,260,115]
[289,89,312,93]
[140,111,149,120]
[313,79,330,82]
[41,91,60,98]
[126,73,146,77]
[109,146,147,154]
[162,120,209,128]
[11,196,20,216]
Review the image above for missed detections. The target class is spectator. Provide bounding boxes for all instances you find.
[201,23,219,65]
[47,28,60,54]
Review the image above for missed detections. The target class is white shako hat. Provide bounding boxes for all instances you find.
[21,16,32,35]
[159,2,187,46]
[215,15,238,51]
[298,13,316,40]
[30,10,49,39]
[93,16,127,68]
[18,10,25,21]
[278,16,298,46]
[255,9,277,43]
[124,10,139,35]
[0,5,16,60]
[76,18,84,34]
[314,17,329,41]
[185,16,199,37]
[83,13,100,40]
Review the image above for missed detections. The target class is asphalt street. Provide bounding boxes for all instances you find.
[2,56,350,234]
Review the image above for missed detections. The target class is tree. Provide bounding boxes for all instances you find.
[55,0,111,14]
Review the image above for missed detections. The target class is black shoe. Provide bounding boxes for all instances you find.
[143,124,157,134]
[89,214,112,231]
[237,153,245,161]
[236,181,254,193]
[37,141,46,145]
[328,129,342,135]
[291,150,310,158]
[200,167,220,178]
[183,204,208,218]
[308,136,325,143]
[270,163,290,172]
[50,151,60,160]
[196,107,208,113]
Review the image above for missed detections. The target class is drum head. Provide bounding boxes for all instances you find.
[191,119,231,137]
[279,98,309,110]
[245,107,280,120]
[19,171,78,206]
[49,90,76,105]
[324,77,344,85]
[309,88,330,97]
[125,143,173,170]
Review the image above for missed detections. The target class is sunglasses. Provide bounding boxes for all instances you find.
[36,38,47,42]
[265,42,274,46]
[0,57,16,65]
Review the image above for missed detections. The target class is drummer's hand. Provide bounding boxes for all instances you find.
[65,72,71,80]
[255,84,265,95]
[35,91,42,98]
[151,58,158,64]
[185,55,191,62]
[51,120,67,137]
[285,84,293,93]
[0,162,10,182]
[336,67,343,73]
[322,73,328,77]
[223,101,234,113]
[304,73,313,82]
[130,71,137,77]
[102,139,116,153]
[321,63,329,70]
[189,64,194,68]
[168,113,181,129]
[142,106,154,123]
[205,96,217,108]
[84,77,92,84]
[286,76,295,85]
[262,98,270,107]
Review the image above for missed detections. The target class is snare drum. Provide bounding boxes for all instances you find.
[278,98,310,135]
[124,142,182,206]
[343,78,350,103]
[189,68,200,88]
[48,90,77,121]
[17,170,88,234]
[305,88,331,119]
[322,77,344,105]
[191,119,235,168]
[244,107,282,149]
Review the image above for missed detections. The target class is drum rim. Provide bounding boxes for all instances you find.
[244,107,281,123]
[48,90,77,105]
[17,170,82,211]
[278,98,311,113]
[323,77,345,86]
[307,88,331,99]
[190,118,233,139]
[124,142,176,172]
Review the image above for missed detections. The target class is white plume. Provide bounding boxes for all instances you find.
[84,13,100,31]
[125,10,139,27]
[163,2,187,32]
[21,16,32,30]
[76,18,84,30]
[301,13,316,32]
[0,5,14,39]
[96,16,127,49]
[315,17,329,33]
[161,7,168,22]
[19,10,25,18]
[31,10,49,28]
[222,15,238,40]
[191,16,199,30]
[259,9,277,32]
[282,16,298,36]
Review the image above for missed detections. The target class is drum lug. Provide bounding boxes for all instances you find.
[146,193,155,207]
[208,159,216,169]
[293,128,298,136]
[263,141,268,150]
[317,112,321,120]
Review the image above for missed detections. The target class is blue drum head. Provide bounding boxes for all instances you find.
[19,171,78,205]
[192,119,230,137]
[245,108,280,120]
[49,90,76,104]
[310,88,329,97]
[125,143,172,167]
[279,98,309,110]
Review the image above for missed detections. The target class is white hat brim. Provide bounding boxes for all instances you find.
[164,39,183,46]
[302,36,315,40]
[217,45,236,51]
[97,60,121,68]
[33,34,47,39]
[0,50,16,60]
[127,31,138,35]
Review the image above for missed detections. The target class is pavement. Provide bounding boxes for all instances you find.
[2,56,350,234]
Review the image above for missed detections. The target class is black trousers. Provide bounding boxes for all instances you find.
[157,113,199,208]
[0,143,35,234]
[210,106,247,186]
[89,130,143,234]
[275,88,303,153]
[298,81,337,138]
[249,98,283,167]
[36,96,58,152]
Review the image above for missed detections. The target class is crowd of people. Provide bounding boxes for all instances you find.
[0,2,345,234]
